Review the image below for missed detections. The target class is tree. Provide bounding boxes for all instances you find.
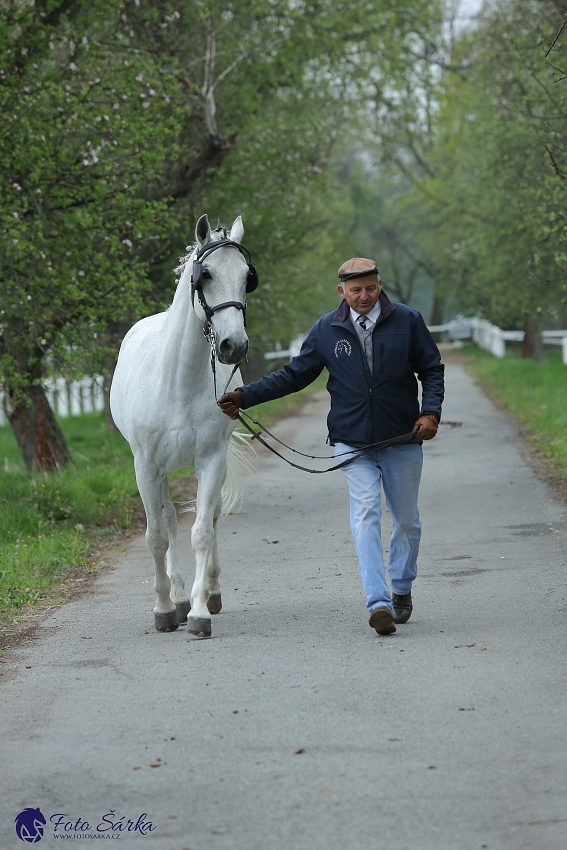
[405,0,567,356]
[1,0,446,469]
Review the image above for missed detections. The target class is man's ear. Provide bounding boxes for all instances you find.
[337,284,346,299]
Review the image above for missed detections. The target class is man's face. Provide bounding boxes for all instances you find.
[338,274,382,315]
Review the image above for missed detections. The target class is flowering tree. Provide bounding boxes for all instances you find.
[1,0,442,470]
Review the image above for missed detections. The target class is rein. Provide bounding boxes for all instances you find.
[235,410,418,474]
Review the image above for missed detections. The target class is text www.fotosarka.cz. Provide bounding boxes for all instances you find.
[15,807,157,842]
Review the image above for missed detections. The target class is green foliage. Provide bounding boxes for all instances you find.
[0,0,447,390]
[414,0,567,326]
[330,154,436,318]
[464,342,567,476]
[0,0,184,393]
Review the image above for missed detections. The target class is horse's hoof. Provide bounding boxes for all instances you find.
[187,616,212,638]
[175,600,191,624]
[154,610,179,632]
[207,593,222,615]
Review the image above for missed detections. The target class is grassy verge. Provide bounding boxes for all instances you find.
[460,342,567,479]
[0,371,328,623]
[0,413,138,623]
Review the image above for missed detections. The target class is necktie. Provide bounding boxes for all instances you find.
[359,317,368,331]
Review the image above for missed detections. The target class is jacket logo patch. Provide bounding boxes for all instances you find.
[334,339,352,358]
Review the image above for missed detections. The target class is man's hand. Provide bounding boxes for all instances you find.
[217,390,243,420]
[413,414,439,441]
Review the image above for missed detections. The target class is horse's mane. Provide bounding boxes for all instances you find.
[174,225,227,282]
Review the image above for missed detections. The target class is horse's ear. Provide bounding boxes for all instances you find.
[229,215,244,244]
[195,214,210,247]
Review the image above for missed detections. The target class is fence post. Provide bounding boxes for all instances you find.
[81,377,94,413]
[93,374,105,412]
[492,327,506,357]
[69,381,82,416]
[563,337,567,366]
[55,377,69,417]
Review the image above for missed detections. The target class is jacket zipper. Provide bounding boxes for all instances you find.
[379,340,384,374]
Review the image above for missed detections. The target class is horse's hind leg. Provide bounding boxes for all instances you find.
[206,501,222,615]
[161,479,191,624]
[135,462,178,632]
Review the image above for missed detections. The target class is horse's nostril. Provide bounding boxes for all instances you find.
[218,338,248,364]
[219,339,235,359]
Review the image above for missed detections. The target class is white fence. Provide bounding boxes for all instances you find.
[264,321,567,368]
[264,334,306,362]
[0,375,105,427]
[430,319,567,363]
[470,319,567,363]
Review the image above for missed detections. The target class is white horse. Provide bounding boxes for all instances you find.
[110,214,255,637]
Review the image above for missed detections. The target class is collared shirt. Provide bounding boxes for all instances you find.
[350,302,381,373]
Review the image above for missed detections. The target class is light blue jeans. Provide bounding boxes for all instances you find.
[335,442,423,613]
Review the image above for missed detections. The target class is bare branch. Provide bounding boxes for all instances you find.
[545,17,567,59]
[545,145,567,179]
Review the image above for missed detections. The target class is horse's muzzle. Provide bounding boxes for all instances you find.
[217,337,249,365]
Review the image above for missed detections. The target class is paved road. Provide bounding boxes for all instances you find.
[1,363,566,850]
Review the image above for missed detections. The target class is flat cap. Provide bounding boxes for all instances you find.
[338,257,378,281]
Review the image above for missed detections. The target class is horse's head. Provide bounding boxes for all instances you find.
[193,213,252,365]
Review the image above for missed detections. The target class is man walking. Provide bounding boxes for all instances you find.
[217,258,444,635]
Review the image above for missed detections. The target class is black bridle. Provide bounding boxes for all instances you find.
[191,237,258,397]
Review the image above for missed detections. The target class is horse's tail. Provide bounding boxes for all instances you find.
[219,429,257,520]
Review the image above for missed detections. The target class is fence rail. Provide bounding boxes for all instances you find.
[470,319,567,363]
[263,320,567,369]
[0,375,105,428]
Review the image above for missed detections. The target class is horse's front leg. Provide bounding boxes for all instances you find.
[135,462,178,633]
[188,454,226,637]
[161,479,191,624]
[206,501,223,615]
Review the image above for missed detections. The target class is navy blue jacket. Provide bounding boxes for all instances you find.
[240,292,445,448]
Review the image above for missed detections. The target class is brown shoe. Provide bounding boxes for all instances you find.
[392,592,413,624]
[369,606,396,635]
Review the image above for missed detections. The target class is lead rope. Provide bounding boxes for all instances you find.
[234,411,417,474]
[205,319,416,474]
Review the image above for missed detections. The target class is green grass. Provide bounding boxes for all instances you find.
[0,412,138,622]
[461,342,567,478]
[0,371,328,622]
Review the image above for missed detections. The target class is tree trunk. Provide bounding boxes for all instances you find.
[6,383,72,472]
[521,312,544,361]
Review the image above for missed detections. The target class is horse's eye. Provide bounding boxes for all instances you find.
[202,269,212,280]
